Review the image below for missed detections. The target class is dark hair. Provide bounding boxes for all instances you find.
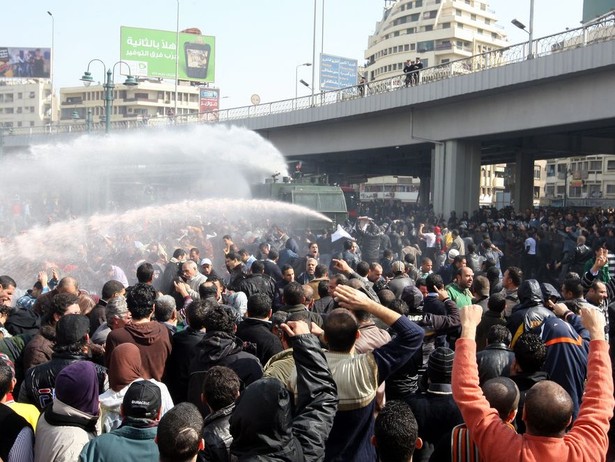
[268,248,279,261]
[404,253,416,265]
[226,251,240,262]
[562,277,583,299]
[283,282,304,306]
[172,248,187,259]
[314,264,328,278]
[238,248,249,257]
[513,332,546,373]
[487,324,512,346]
[223,235,232,241]
[343,240,354,250]
[0,362,13,401]
[101,279,125,300]
[280,264,293,274]
[202,366,240,412]
[136,262,155,283]
[426,273,444,293]
[505,266,523,287]
[125,283,157,320]
[186,299,210,331]
[377,289,396,308]
[247,294,272,318]
[374,400,418,462]
[388,299,409,316]
[317,280,329,298]
[323,308,358,352]
[157,402,204,462]
[487,293,506,313]
[0,275,16,290]
[356,261,370,277]
[204,303,235,334]
[48,293,79,321]
[251,260,265,274]
[482,377,519,421]
[199,282,218,300]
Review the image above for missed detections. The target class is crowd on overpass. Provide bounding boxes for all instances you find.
[1,203,615,460]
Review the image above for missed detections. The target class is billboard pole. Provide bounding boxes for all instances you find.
[311,0,317,103]
[174,0,180,117]
[47,11,55,122]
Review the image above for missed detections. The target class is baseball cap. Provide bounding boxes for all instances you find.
[122,380,162,419]
[391,261,405,274]
[200,258,212,266]
[55,314,90,346]
[448,249,460,260]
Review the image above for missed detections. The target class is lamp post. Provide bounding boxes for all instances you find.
[511,0,535,59]
[47,11,55,123]
[311,0,317,100]
[80,60,138,134]
[86,109,93,133]
[174,0,180,116]
[295,62,312,107]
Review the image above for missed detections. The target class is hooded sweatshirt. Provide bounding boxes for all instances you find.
[105,321,172,381]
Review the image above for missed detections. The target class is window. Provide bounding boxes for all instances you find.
[477,28,483,35]
[417,40,434,52]
[441,58,450,64]
[17,92,23,99]
[407,27,416,34]
[423,10,437,19]
[5,94,13,102]
[569,186,582,198]
[404,44,410,51]
[30,121,35,127]
[442,22,451,28]
[607,185,615,195]
[410,13,420,21]
[456,9,462,15]
[424,25,433,31]
[16,107,22,113]
[29,91,36,98]
[411,43,416,50]
[471,14,477,20]
[485,18,491,25]
[608,160,615,170]
[415,0,422,6]
[545,185,555,196]
[589,160,602,171]
[557,186,565,195]
[458,23,464,29]
[5,108,13,114]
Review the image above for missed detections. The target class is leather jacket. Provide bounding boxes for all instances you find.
[476,343,515,385]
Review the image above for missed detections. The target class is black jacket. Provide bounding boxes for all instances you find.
[237,274,276,302]
[236,318,283,365]
[230,334,337,462]
[200,404,235,462]
[507,279,553,340]
[476,343,515,385]
[163,326,206,404]
[188,331,263,416]
[20,353,108,411]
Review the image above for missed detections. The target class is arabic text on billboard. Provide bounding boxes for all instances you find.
[120,26,215,83]
[319,53,358,91]
[0,47,51,79]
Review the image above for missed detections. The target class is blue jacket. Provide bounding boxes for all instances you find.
[80,424,158,462]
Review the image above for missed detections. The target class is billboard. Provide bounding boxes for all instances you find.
[0,47,51,79]
[199,87,219,120]
[120,26,215,83]
[319,53,358,91]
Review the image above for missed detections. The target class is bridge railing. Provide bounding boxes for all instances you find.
[4,11,615,138]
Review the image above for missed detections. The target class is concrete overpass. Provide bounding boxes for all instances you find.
[4,14,615,215]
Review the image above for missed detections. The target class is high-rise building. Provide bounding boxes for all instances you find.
[364,0,507,82]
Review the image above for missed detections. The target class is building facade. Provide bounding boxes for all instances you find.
[0,80,54,130]
[364,0,508,82]
[59,80,202,127]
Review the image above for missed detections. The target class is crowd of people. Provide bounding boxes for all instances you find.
[0,203,615,461]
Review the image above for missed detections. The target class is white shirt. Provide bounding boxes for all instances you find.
[524,237,537,255]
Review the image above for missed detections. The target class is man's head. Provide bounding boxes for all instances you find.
[283,281,305,306]
[268,248,279,263]
[125,283,157,321]
[225,252,241,271]
[203,302,236,334]
[314,263,329,279]
[487,293,506,315]
[47,293,81,325]
[189,247,200,262]
[420,258,432,274]
[185,299,209,331]
[523,381,573,437]
[561,277,583,302]
[122,380,162,422]
[427,347,454,384]
[101,279,126,301]
[323,308,358,352]
[472,275,490,299]
[425,273,444,293]
[281,264,295,283]
[586,280,608,306]
[372,400,420,462]
[368,263,383,283]
[136,262,155,284]
[182,260,199,280]
[328,274,348,297]
[0,275,17,305]
[157,402,204,462]
[200,258,213,275]
[105,296,132,330]
[247,294,272,319]
[201,365,240,413]
[513,332,546,374]
[57,276,79,295]
[455,267,474,290]
[306,258,317,276]
[487,324,512,347]
[172,248,188,262]
[54,314,90,355]
[0,359,15,401]
[503,267,523,290]
[258,242,270,258]
[155,295,177,324]
[482,377,520,423]
[308,242,319,258]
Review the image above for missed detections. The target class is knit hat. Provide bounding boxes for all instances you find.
[55,314,90,346]
[427,347,454,384]
[122,380,162,420]
[448,249,460,260]
[55,361,100,416]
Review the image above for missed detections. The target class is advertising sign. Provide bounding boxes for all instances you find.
[120,26,215,83]
[319,53,358,91]
[0,47,51,79]
[199,87,219,120]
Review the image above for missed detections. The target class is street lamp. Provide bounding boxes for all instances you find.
[511,0,535,59]
[47,11,55,123]
[295,62,312,105]
[80,60,138,134]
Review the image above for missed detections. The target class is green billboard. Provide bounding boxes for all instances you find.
[120,26,215,83]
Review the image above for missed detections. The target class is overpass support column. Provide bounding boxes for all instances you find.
[431,141,480,218]
[513,151,534,211]
[418,175,430,207]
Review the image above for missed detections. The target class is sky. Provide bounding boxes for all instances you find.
[4,1,584,109]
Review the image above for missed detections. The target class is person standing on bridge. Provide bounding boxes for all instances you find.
[412,57,423,86]
[404,59,414,87]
